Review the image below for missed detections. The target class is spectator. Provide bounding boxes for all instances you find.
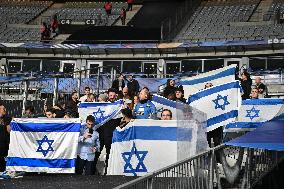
[204,82,213,89]
[127,0,134,11]
[240,71,252,100]
[98,93,108,102]
[127,75,140,97]
[40,22,50,41]
[119,108,134,128]
[65,91,79,117]
[133,95,139,110]
[174,86,186,103]
[163,79,176,99]
[161,109,172,120]
[22,106,35,118]
[120,8,126,25]
[79,87,91,102]
[45,108,54,118]
[50,14,59,34]
[134,88,157,119]
[64,113,72,119]
[250,88,259,99]
[104,1,112,16]
[0,103,11,172]
[255,77,267,98]
[94,88,121,175]
[76,115,100,175]
[85,94,95,102]
[112,74,125,95]
[53,103,65,118]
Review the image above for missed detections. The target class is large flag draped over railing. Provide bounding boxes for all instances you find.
[189,81,242,132]
[78,100,124,127]
[107,119,208,176]
[180,65,237,99]
[225,99,284,132]
[6,118,81,173]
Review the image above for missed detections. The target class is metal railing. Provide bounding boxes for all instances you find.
[114,145,284,189]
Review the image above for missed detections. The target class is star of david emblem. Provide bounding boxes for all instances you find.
[93,108,105,119]
[245,106,260,121]
[121,143,148,176]
[212,94,230,111]
[36,135,54,157]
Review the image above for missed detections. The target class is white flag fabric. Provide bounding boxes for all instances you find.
[189,81,242,132]
[152,94,183,119]
[6,118,81,173]
[107,119,208,176]
[225,99,284,132]
[180,65,237,99]
[78,100,124,128]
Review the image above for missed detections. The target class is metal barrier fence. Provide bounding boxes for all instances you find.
[114,145,284,189]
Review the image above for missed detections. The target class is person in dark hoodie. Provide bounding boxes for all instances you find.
[134,87,156,119]
[240,71,252,100]
[163,79,176,99]
[174,86,186,103]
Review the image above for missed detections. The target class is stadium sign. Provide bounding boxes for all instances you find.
[85,19,96,25]
[268,38,284,44]
[60,19,72,25]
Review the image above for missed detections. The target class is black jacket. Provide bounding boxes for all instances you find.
[112,79,125,92]
[163,86,176,98]
[127,79,140,96]
[241,80,252,100]
[0,115,12,156]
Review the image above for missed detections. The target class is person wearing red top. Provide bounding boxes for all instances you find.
[120,8,126,25]
[127,0,134,11]
[104,1,112,16]
[50,14,59,33]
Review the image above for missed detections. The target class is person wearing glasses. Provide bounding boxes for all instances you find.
[161,109,172,120]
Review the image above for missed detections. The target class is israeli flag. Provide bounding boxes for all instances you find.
[107,119,208,176]
[225,99,284,132]
[180,65,237,99]
[152,94,181,119]
[78,100,124,128]
[189,81,242,132]
[6,118,81,173]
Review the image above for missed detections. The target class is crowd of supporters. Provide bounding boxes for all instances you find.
[0,70,268,176]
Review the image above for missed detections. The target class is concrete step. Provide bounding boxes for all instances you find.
[115,5,142,26]
[249,0,274,22]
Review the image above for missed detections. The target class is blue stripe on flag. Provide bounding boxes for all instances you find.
[226,122,264,129]
[180,67,235,85]
[207,110,238,127]
[6,157,76,168]
[79,100,123,108]
[112,126,192,143]
[152,95,176,108]
[242,99,284,105]
[11,122,81,132]
[189,81,240,103]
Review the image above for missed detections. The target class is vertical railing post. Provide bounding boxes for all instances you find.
[78,70,82,97]
[208,149,214,189]
[96,67,100,95]
[53,76,59,106]
[111,67,114,84]
[22,79,29,116]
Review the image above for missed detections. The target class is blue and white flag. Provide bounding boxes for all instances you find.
[6,118,81,173]
[107,119,208,176]
[152,94,182,119]
[78,100,124,127]
[180,65,237,99]
[225,99,284,132]
[189,81,242,132]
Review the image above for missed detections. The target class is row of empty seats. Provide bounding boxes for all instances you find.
[263,0,284,21]
[176,0,267,42]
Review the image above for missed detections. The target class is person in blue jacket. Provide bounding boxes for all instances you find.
[134,87,157,119]
[76,115,100,175]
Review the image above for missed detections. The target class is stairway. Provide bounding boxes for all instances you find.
[249,0,274,22]
[29,3,65,25]
[114,5,142,26]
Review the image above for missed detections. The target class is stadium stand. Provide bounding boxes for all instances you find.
[175,0,284,42]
